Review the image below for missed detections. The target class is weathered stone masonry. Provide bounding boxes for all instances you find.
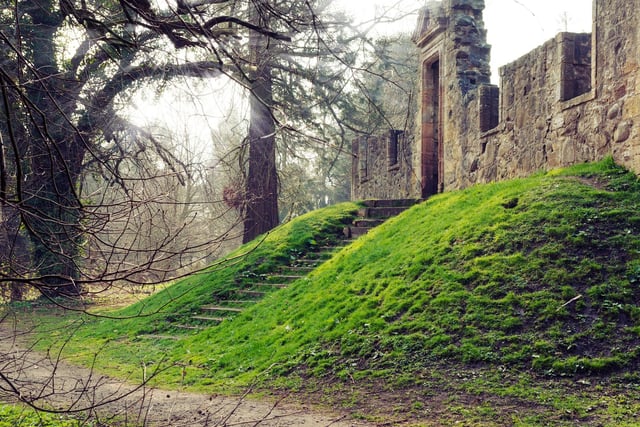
[351,130,418,200]
[352,0,640,200]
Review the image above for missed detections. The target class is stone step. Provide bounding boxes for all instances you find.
[287,265,315,272]
[174,324,205,330]
[342,201,417,238]
[264,274,303,282]
[361,199,420,208]
[255,283,288,288]
[302,251,339,261]
[344,226,373,238]
[291,256,323,262]
[290,259,322,267]
[201,305,243,313]
[220,300,255,304]
[358,206,411,218]
[352,218,385,227]
[137,334,182,340]
[235,289,266,297]
[290,246,351,265]
[315,244,347,251]
[191,315,225,322]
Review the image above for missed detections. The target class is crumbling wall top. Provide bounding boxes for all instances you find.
[413,1,487,46]
[450,0,484,12]
[412,1,446,46]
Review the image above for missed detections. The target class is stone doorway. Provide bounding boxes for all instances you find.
[421,58,443,198]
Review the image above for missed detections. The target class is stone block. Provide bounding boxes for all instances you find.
[624,96,640,119]
[614,120,632,142]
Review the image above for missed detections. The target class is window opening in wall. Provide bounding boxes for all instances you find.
[388,130,401,168]
[479,84,499,132]
[560,33,592,101]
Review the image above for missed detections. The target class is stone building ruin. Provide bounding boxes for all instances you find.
[352,0,640,200]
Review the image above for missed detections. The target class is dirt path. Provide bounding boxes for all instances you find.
[0,326,373,426]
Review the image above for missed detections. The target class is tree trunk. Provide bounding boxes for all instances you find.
[242,3,279,244]
[21,1,84,297]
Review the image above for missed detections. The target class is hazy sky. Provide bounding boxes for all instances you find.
[338,0,593,83]
[484,0,592,81]
[130,1,594,129]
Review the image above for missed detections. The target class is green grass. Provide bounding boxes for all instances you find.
[7,157,640,425]
[18,202,361,387]
[0,405,85,427]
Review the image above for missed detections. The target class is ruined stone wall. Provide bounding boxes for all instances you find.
[469,0,639,186]
[427,0,492,191]
[594,0,640,172]
[430,0,640,191]
[351,0,640,201]
[471,32,601,184]
[351,131,419,200]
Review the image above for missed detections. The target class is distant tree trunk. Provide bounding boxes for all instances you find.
[242,2,279,243]
[0,202,25,301]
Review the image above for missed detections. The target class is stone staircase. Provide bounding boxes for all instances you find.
[154,239,352,336]
[343,199,420,238]
[139,200,420,340]
[189,271,305,326]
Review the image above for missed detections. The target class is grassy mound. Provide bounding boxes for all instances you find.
[15,158,640,424]
[24,201,361,386]
[172,158,640,385]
